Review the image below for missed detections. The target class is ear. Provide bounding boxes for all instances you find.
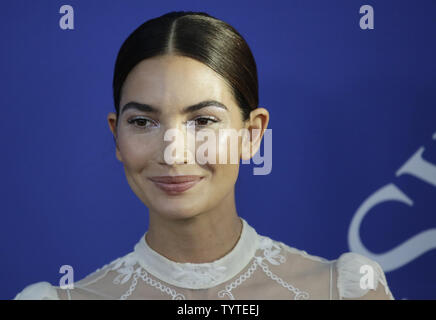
[107,112,123,162]
[241,107,270,161]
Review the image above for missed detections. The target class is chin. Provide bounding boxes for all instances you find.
[149,198,204,220]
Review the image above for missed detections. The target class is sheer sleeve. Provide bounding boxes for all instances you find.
[333,252,395,300]
[14,281,60,300]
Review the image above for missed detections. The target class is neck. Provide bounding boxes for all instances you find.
[145,190,242,263]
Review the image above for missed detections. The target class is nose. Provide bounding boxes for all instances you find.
[158,122,196,165]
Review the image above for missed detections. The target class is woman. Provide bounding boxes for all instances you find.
[14,11,395,300]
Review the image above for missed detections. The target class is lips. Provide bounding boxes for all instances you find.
[148,175,204,194]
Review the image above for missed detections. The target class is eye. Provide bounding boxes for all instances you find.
[127,117,157,129]
[192,116,219,127]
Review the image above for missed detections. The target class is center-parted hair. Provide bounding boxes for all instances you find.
[112,11,259,125]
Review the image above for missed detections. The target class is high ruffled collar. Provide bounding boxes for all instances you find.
[132,217,259,289]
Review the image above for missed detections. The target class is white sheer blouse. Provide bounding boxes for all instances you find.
[14,218,395,300]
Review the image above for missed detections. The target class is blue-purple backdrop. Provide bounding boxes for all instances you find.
[1,0,435,300]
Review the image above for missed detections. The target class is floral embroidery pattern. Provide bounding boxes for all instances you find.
[218,236,310,300]
[172,263,228,288]
[111,254,140,285]
[111,253,186,300]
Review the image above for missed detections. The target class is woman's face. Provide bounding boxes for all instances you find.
[107,54,250,220]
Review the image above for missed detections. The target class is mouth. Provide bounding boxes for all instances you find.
[148,175,204,195]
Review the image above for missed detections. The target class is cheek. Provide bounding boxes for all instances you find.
[117,133,157,169]
[207,131,241,182]
[193,128,243,166]
[206,162,239,199]
[216,129,243,165]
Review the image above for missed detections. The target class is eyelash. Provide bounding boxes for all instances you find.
[127,117,158,129]
[127,116,220,129]
[189,116,220,127]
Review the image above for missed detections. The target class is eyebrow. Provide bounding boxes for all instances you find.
[120,100,228,115]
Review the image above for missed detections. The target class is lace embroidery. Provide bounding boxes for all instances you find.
[111,253,186,300]
[136,269,186,300]
[218,237,310,300]
[171,263,228,288]
[111,254,140,285]
[257,259,309,300]
[218,260,259,300]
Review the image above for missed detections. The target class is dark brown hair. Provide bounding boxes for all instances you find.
[112,11,258,125]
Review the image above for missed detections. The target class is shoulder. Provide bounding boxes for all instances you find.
[14,281,60,300]
[263,237,333,280]
[14,252,136,300]
[333,252,395,300]
[256,237,334,299]
[274,239,332,265]
[269,237,332,270]
[260,238,395,300]
[59,252,140,300]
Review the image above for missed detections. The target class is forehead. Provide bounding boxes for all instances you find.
[120,55,235,110]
